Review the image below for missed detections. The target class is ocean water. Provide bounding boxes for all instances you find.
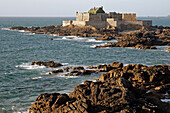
[0,17,170,112]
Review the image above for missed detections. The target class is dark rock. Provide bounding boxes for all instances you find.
[96,35,115,40]
[50,69,63,74]
[31,61,63,68]
[72,66,84,70]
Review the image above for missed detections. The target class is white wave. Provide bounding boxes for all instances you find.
[56,74,79,78]
[24,33,34,35]
[2,28,30,33]
[16,63,46,70]
[17,30,29,33]
[90,43,108,48]
[13,111,28,113]
[54,36,106,43]
[65,36,78,38]
[61,63,69,65]
[1,108,6,110]
[53,35,118,43]
[50,34,58,36]
[32,76,42,80]
[1,28,10,30]
[18,30,26,32]
[160,99,170,103]
[110,39,118,43]
[62,37,67,39]
[155,45,170,52]
[86,39,103,42]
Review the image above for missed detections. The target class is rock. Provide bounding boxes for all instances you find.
[95,29,169,50]
[50,69,63,74]
[134,44,157,49]
[81,70,96,75]
[96,35,115,40]
[64,67,70,72]
[31,61,63,68]
[87,65,97,69]
[167,47,170,52]
[29,62,170,113]
[10,25,117,38]
[29,93,70,113]
[111,62,123,68]
[72,66,84,70]
[49,38,53,40]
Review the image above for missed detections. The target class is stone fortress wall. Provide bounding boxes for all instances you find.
[62,7,152,30]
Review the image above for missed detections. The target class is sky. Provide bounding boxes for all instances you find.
[0,0,169,17]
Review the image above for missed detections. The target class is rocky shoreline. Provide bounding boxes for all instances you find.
[29,61,170,113]
[9,25,117,37]
[95,27,170,50]
[9,25,170,50]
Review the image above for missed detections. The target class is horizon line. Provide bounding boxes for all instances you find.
[0,16,169,18]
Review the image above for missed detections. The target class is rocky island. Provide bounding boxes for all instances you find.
[9,6,170,51]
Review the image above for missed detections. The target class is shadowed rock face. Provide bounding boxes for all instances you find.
[29,62,170,113]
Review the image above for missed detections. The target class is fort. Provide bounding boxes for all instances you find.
[63,7,152,30]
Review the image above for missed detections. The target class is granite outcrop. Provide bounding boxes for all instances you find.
[29,62,170,113]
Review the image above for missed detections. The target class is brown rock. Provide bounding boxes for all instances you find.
[29,62,170,113]
[31,61,63,68]
[51,69,63,74]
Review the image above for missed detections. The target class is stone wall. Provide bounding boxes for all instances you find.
[89,13,108,21]
[107,18,117,28]
[72,21,87,26]
[86,21,107,29]
[63,20,73,26]
[122,13,137,21]
[117,20,143,31]
[76,13,89,21]
[108,12,122,21]
[117,21,143,26]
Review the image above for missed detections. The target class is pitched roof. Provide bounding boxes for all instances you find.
[88,6,105,14]
[89,7,100,12]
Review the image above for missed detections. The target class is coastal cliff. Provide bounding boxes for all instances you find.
[29,62,170,113]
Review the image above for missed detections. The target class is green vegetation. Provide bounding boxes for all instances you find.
[88,7,105,14]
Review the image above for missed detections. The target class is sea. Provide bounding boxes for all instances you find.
[0,17,170,113]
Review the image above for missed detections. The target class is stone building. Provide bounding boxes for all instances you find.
[63,7,152,30]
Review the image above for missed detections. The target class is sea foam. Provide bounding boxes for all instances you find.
[32,76,42,80]
[16,63,46,70]
[1,28,10,30]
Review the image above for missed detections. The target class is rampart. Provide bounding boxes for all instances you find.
[62,7,152,30]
